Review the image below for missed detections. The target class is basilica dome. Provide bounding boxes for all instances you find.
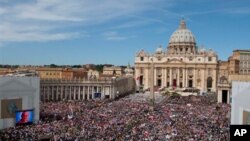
[169,19,196,43]
[167,19,197,55]
[155,45,164,53]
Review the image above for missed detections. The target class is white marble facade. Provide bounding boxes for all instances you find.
[135,19,218,92]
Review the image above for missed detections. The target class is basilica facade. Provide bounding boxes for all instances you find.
[135,19,218,92]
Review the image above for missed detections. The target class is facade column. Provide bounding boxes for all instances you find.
[60,86,63,100]
[186,68,188,87]
[154,68,157,86]
[56,86,59,101]
[87,86,90,100]
[83,86,85,100]
[212,69,216,92]
[177,68,180,87]
[73,86,76,100]
[160,68,163,87]
[110,86,112,99]
[52,86,55,101]
[169,68,172,87]
[204,68,207,91]
[90,86,93,99]
[163,68,167,87]
[108,86,112,99]
[68,86,71,100]
[194,69,196,88]
[78,86,81,100]
[182,68,185,88]
[92,86,95,99]
[43,86,46,102]
[47,86,50,101]
[101,86,105,99]
[49,86,52,101]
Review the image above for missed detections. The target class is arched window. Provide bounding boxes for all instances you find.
[207,77,213,88]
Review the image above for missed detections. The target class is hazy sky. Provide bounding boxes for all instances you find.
[0,0,250,65]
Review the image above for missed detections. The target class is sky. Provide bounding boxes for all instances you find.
[0,0,250,66]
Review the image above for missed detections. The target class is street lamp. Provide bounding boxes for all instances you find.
[150,56,155,111]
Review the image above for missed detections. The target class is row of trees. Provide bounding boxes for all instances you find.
[0,64,128,73]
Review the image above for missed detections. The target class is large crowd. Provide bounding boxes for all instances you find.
[0,94,230,141]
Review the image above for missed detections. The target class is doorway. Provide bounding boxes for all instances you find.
[222,90,228,103]
[139,76,143,85]
[157,79,162,87]
[188,80,193,87]
[173,79,177,87]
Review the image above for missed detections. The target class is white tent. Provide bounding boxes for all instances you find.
[231,81,250,124]
[0,77,40,129]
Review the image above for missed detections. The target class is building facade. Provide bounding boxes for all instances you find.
[217,50,250,103]
[135,19,218,92]
[124,63,134,77]
[40,77,135,101]
[103,66,123,76]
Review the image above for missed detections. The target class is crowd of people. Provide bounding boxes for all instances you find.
[0,94,230,141]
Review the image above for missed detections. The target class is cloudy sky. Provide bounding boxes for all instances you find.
[0,0,250,65]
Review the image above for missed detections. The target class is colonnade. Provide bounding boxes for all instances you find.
[154,67,196,88]
[40,85,112,102]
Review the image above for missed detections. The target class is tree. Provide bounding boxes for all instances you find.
[72,65,82,68]
[95,64,104,72]
[49,64,58,68]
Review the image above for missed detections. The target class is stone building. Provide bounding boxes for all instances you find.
[36,68,63,79]
[87,69,100,79]
[217,50,250,103]
[40,77,135,101]
[124,63,134,77]
[103,66,122,76]
[36,68,87,80]
[135,19,218,92]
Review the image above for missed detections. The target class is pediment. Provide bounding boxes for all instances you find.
[165,58,185,64]
[0,78,35,92]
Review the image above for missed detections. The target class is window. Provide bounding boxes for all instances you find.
[189,57,193,61]
[140,57,144,61]
[208,57,212,62]
[198,58,201,61]
[140,68,143,74]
